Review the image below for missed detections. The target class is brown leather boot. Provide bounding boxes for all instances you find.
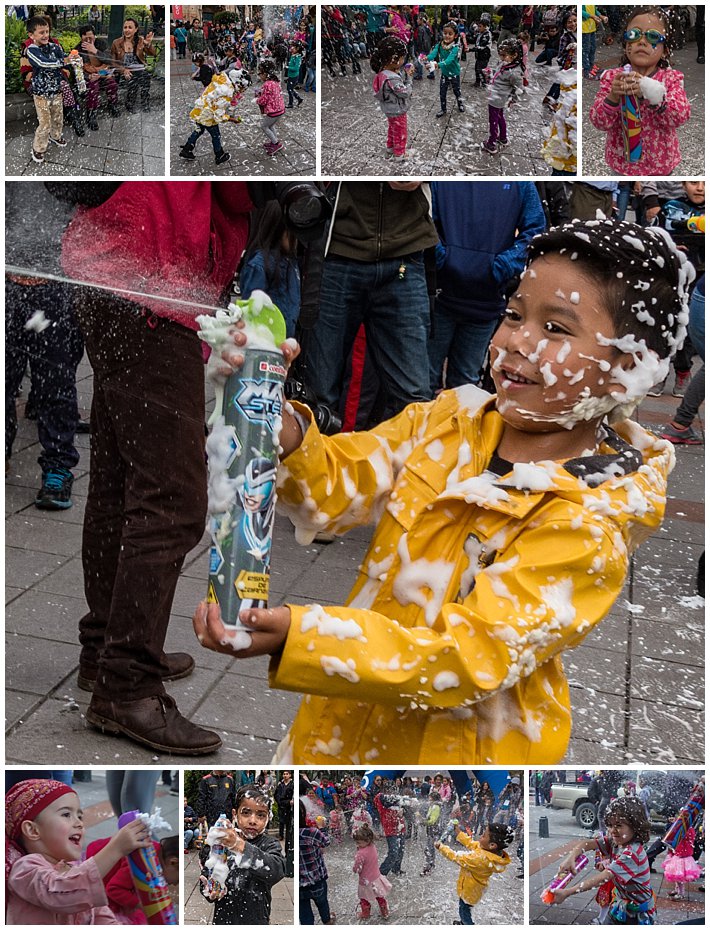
[86,693,222,755]
[77,652,195,692]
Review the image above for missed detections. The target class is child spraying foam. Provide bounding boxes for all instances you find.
[436,821,513,924]
[194,219,694,767]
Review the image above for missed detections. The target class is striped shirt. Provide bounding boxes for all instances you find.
[595,836,653,905]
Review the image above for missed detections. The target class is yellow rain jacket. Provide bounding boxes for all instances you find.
[437,832,510,905]
[189,73,238,127]
[542,73,577,174]
[272,385,673,764]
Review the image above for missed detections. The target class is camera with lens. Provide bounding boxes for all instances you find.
[284,377,342,435]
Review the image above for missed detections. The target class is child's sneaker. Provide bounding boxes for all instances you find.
[385,147,394,158]
[49,136,68,147]
[457,98,465,112]
[498,138,510,148]
[31,149,45,163]
[392,152,408,161]
[672,370,691,396]
[215,151,231,165]
[269,141,284,155]
[179,144,196,160]
[435,109,447,118]
[660,423,703,444]
[35,467,73,510]
[480,141,497,154]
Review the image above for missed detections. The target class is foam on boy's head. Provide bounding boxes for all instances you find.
[525,217,693,362]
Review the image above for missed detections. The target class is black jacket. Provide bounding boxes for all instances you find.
[202,832,286,925]
[196,773,237,827]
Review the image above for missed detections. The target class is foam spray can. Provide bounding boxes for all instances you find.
[68,49,86,94]
[540,853,589,904]
[197,294,287,628]
[117,811,177,925]
[620,64,642,163]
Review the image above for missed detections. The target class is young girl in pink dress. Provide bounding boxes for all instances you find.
[352,825,391,919]
[662,828,702,900]
[5,778,152,925]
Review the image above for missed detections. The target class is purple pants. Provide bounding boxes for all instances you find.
[487,104,507,146]
[86,75,118,110]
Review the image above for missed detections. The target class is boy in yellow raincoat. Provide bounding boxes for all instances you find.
[436,822,512,924]
[179,67,250,166]
[194,217,694,766]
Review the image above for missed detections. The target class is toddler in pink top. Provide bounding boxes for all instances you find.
[589,7,690,175]
[255,58,286,156]
[5,778,152,926]
[352,825,391,919]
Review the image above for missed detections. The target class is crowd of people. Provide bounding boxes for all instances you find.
[9,8,159,165]
[183,768,293,924]
[321,5,577,172]
[172,8,316,164]
[299,772,524,924]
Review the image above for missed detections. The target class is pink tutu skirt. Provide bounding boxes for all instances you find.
[663,854,702,883]
[358,875,392,904]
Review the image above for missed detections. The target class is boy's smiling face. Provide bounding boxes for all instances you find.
[30,24,51,44]
[683,181,705,205]
[490,253,622,434]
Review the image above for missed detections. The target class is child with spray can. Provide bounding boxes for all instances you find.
[436,822,513,924]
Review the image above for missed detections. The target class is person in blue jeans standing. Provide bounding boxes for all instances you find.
[299,801,335,925]
[427,181,546,394]
[303,181,439,428]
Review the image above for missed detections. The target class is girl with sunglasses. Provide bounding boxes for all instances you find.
[589,6,690,175]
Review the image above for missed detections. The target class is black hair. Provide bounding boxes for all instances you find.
[257,58,279,80]
[621,6,672,67]
[488,822,515,849]
[27,15,49,32]
[299,800,306,822]
[498,38,524,68]
[604,796,651,844]
[124,17,141,54]
[525,218,692,360]
[243,200,296,291]
[160,835,179,860]
[79,23,95,37]
[370,36,407,72]
[442,21,459,35]
[235,784,270,811]
[562,10,576,30]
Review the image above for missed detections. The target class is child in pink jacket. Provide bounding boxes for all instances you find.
[255,58,285,156]
[589,7,690,175]
[352,825,391,919]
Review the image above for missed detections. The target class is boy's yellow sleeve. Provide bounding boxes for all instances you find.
[270,511,627,708]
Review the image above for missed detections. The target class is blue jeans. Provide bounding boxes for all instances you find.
[184,828,195,850]
[440,74,462,109]
[186,123,223,155]
[5,281,82,472]
[299,878,332,924]
[304,67,316,90]
[459,898,474,924]
[105,770,158,818]
[379,834,405,875]
[305,254,432,420]
[582,31,596,73]
[287,77,302,105]
[689,284,705,360]
[428,306,498,393]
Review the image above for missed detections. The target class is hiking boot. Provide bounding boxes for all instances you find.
[179,144,196,159]
[660,423,703,445]
[673,370,691,396]
[35,467,73,510]
[78,652,196,692]
[86,692,223,754]
[87,111,99,131]
[215,150,231,165]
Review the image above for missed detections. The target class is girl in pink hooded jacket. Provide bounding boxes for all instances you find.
[255,58,285,156]
[352,826,391,919]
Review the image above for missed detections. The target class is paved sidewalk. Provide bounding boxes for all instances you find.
[528,793,705,925]
[169,57,316,176]
[183,833,294,925]
[5,49,165,177]
[4,354,704,766]
[321,50,562,176]
[580,43,704,176]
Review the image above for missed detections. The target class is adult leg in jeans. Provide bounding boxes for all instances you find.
[76,302,205,696]
[428,302,457,394]
[446,317,499,389]
[365,255,432,421]
[380,834,399,875]
[105,770,158,817]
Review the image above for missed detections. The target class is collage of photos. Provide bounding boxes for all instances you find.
[3,3,707,929]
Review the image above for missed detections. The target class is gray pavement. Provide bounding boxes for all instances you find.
[184,830,294,925]
[4,351,704,766]
[321,50,563,176]
[169,57,316,176]
[528,788,705,925]
[5,50,165,177]
[316,827,524,925]
[580,43,704,176]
